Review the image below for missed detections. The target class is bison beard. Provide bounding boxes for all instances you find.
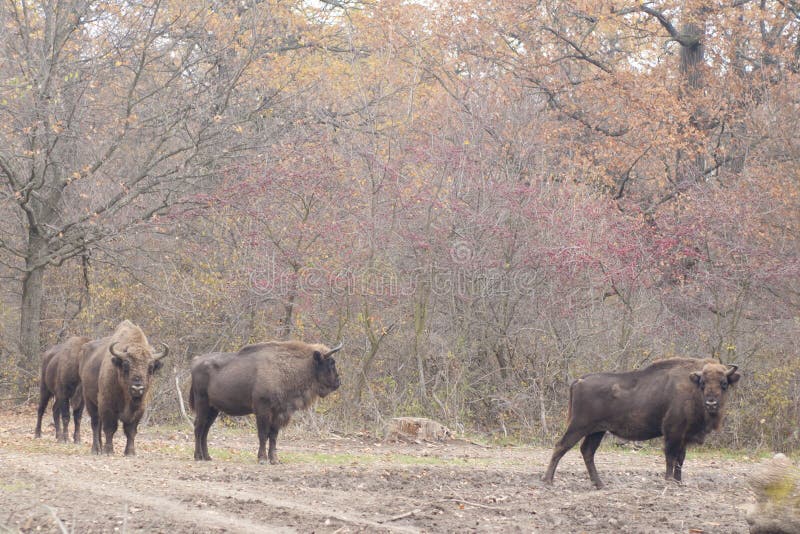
[35,336,91,443]
[189,340,342,464]
[543,358,741,489]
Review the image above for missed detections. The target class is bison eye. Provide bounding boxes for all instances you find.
[698,379,706,388]
[122,361,131,374]
[721,381,728,390]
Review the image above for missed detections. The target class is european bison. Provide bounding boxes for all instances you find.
[190,340,343,464]
[35,336,90,443]
[543,358,741,488]
[79,320,168,455]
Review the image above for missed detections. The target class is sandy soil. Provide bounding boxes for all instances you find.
[0,407,759,533]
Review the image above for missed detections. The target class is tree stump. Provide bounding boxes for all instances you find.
[746,454,800,534]
[384,417,452,443]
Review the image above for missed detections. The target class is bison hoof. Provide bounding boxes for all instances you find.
[593,481,605,490]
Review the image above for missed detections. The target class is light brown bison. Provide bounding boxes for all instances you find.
[543,358,741,488]
[79,320,168,455]
[35,336,91,443]
[190,340,342,464]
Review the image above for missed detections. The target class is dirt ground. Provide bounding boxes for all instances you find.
[0,406,761,533]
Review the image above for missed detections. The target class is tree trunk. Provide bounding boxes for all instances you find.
[679,22,704,92]
[279,292,295,340]
[19,229,49,381]
[20,266,45,375]
[352,338,380,405]
[412,288,429,401]
[678,19,707,180]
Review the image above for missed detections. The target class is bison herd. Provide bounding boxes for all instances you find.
[35,320,343,466]
[35,320,743,488]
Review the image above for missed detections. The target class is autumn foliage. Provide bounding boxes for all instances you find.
[0,1,798,449]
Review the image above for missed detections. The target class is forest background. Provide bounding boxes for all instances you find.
[1,0,798,450]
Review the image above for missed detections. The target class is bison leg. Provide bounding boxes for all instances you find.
[192,395,217,461]
[86,402,102,454]
[200,408,218,461]
[52,397,65,441]
[256,415,269,463]
[543,427,586,485]
[664,439,686,482]
[58,397,71,443]
[256,416,280,464]
[35,386,52,439]
[580,431,606,489]
[102,415,118,455]
[670,446,687,482]
[267,426,280,465]
[71,387,83,444]
[71,401,83,444]
[123,422,137,456]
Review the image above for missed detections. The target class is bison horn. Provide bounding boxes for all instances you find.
[154,343,169,360]
[109,342,125,358]
[726,364,738,376]
[325,341,343,357]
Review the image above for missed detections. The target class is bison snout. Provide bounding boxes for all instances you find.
[130,384,145,397]
[704,399,719,412]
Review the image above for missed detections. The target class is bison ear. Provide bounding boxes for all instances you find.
[690,371,702,385]
[111,355,125,368]
[313,350,323,363]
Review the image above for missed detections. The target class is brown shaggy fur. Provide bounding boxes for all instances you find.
[35,336,91,443]
[543,358,741,488]
[190,340,342,463]
[79,320,168,455]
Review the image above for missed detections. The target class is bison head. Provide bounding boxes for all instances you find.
[313,341,343,397]
[109,342,169,399]
[690,363,741,414]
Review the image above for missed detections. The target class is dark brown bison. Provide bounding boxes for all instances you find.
[543,358,741,488]
[35,336,91,443]
[190,340,343,464]
[79,320,168,455]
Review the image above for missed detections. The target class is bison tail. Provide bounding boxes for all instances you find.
[188,383,195,412]
[566,378,581,423]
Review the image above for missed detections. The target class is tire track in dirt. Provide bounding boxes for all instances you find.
[165,478,422,533]
[1,452,293,533]
[1,450,421,533]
